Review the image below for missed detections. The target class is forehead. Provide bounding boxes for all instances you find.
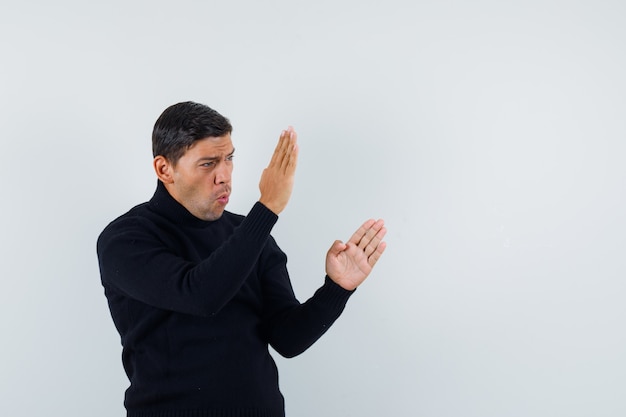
[185,134,233,157]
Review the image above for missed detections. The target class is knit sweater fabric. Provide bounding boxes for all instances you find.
[97,182,354,417]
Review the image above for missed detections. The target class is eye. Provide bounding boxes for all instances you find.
[226,155,234,161]
[200,162,215,167]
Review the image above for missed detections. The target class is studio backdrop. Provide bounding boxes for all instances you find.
[1,1,625,416]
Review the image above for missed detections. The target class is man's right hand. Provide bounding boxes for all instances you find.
[259,126,299,215]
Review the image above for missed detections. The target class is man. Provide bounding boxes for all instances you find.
[97,101,387,417]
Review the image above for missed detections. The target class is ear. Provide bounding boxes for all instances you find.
[153,156,174,184]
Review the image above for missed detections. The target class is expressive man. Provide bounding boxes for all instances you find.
[97,101,387,417]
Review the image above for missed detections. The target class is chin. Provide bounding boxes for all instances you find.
[203,209,225,221]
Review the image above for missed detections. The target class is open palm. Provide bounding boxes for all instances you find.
[326,219,387,291]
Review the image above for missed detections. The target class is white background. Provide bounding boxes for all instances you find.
[1,1,625,416]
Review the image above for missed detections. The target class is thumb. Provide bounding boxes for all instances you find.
[328,240,347,257]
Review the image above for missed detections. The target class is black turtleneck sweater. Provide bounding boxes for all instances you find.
[97,182,354,417]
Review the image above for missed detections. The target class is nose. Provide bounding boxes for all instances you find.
[214,161,232,185]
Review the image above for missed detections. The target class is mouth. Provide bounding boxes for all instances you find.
[216,192,230,205]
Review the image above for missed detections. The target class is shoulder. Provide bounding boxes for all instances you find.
[100,202,152,232]
[97,202,165,250]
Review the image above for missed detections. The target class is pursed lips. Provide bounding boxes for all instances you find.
[214,187,231,203]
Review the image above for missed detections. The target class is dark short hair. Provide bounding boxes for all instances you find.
[152,101,232,164]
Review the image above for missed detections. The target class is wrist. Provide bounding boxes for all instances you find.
[325,275,358,292]
[258,198,281,215]
[327,274,358,291]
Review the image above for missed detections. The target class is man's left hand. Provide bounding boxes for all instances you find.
[326,219,387,291]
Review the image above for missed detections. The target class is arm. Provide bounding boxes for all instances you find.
[260,220,387,358]
[97,127,299,317]
[258,240,355,358]
[97,202,277,317]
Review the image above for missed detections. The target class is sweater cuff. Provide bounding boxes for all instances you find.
[316,275,355,311]
[239,201,279,242]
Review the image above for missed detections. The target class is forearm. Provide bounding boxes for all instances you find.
[264,276,354,358]
[98,202,278,316]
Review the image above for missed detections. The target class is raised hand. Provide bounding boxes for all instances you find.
[259,127,299,215]
[326,219,387,291]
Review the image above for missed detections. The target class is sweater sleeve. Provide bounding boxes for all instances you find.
[259,239,355,358]
[97,202,277,317]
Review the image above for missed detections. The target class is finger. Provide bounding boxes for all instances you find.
[286,142,299,174]
[364,226,387,258]
[357,219,385,249]
[285,126,298,173]
[269,127,294,171]
[276,130,291,171]
[269,130,288,167]
[281,127,298,171]
[348,219,376,246]
[367,241,387,267]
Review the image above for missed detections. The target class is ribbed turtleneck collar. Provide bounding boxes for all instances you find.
[148,181,225,229]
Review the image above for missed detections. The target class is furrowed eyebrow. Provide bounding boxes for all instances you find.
[195,148,235,164]
[196,156,219,163]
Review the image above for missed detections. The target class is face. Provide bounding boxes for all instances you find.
[159,134,234,221]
